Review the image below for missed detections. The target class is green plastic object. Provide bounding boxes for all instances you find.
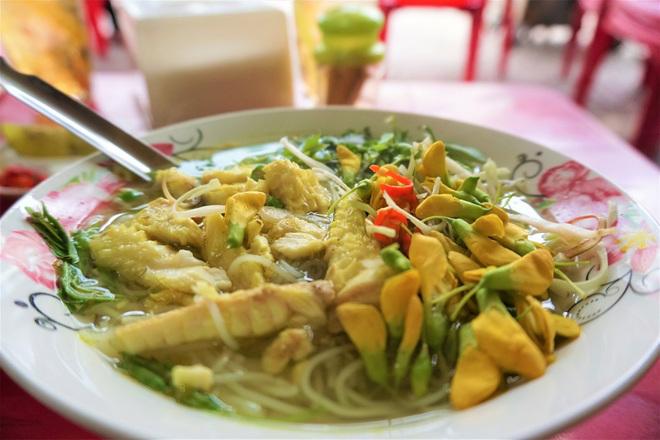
[314,5,385,67]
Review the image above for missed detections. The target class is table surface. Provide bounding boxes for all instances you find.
[1,75,658,439]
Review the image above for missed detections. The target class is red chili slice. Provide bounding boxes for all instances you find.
[370,164,418,209]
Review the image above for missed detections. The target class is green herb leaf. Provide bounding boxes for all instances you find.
[117,359,170,393]
[118,188,144,203]
[175,389,233,413]
[71,227,99,274]
[380,244,413,273]
[444,143,487,169]
[56,262,115,306]
[265,195,285,208]
[250,165,266,181]
[117,354,233,414]
[25,203,78,263]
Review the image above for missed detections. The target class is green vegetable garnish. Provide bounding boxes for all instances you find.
[227,222,244,249]
[380,243,413,273]
[410,343,432,397]
[56,262,114,306]
[117,354,233,414]
[118,188,144,203]
[26,203,78,263]
[26,203,114,311]
[444,143,487,169]
[250,165,266,181]
[265,195,285,208]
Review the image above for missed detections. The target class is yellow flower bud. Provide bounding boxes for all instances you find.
[400,295,423,351]
[509,249,554,295]
[336,145,360,173]
[336,303,388,387]
[515,295,556,355]
[422,140,447,179]
[463,229,520,267]
[430,230,466,255]
[450,344,501,409]
[472,214,505,238]
[472,307,546,380]
[393,295,424,387]
[409,234,455,303]
[551,314,582,339]
[380,270,421,339]
[448,251,482,284]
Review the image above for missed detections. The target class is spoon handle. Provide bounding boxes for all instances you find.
[0,57,177,181]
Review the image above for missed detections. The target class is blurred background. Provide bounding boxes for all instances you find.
[0,0,658,205]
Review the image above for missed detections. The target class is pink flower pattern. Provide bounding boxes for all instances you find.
[537,161,657,273]
[1,169,128,288]
[0,230,56,289]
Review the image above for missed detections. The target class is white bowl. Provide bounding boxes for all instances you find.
[1,108,658,439]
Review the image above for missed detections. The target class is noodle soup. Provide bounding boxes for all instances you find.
[26,128,605,422]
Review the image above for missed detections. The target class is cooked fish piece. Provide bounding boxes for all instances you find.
[263,159,330,214]
[202,183,243,206]
[272,232,326,260]
[202,179,268,206]
[155,167,198,199]
[203,214,269,289]
[267,217,326,242]
[325,198,393,305]
[90,225,231,293]
[131,198,203,249]
[145,290,195,314]
[201,165,254,184]
[113,281,335,354]
[261,328,314,374]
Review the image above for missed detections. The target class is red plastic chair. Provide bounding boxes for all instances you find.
[82,0,110,58]
[572,0,660,158]
[561,0,603,79]
[378,0,515,81]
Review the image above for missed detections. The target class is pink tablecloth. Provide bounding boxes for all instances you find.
[1,77,658,439]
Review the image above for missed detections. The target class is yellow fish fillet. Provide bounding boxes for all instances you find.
[114,281,335,354]
[325,198,392,305]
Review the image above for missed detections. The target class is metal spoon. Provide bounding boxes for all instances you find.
[0,57,177,181]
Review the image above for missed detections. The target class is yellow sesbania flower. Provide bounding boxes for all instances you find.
[380,269,421,339]
[409,234,455,302]
[430,230,466,255]
[336,145,361,186]
[462,266,495,283]
[515,295,556,355]
[225,191,267,248]
[473,290,546,379]
[409,234,454,350]
[472,214,505,238]
[493,221,537,255]
[336,303,388,387]
[417,194,469,219]
[551,314,582,339]
[448,251,482,284]
[451,218,520,267]
[469,248,554,296]
[450,323,501,409]
[421,140,447,180]
[393,295,424,387]
[482,204,509,223]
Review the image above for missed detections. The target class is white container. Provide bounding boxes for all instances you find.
[114,1,294,127]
